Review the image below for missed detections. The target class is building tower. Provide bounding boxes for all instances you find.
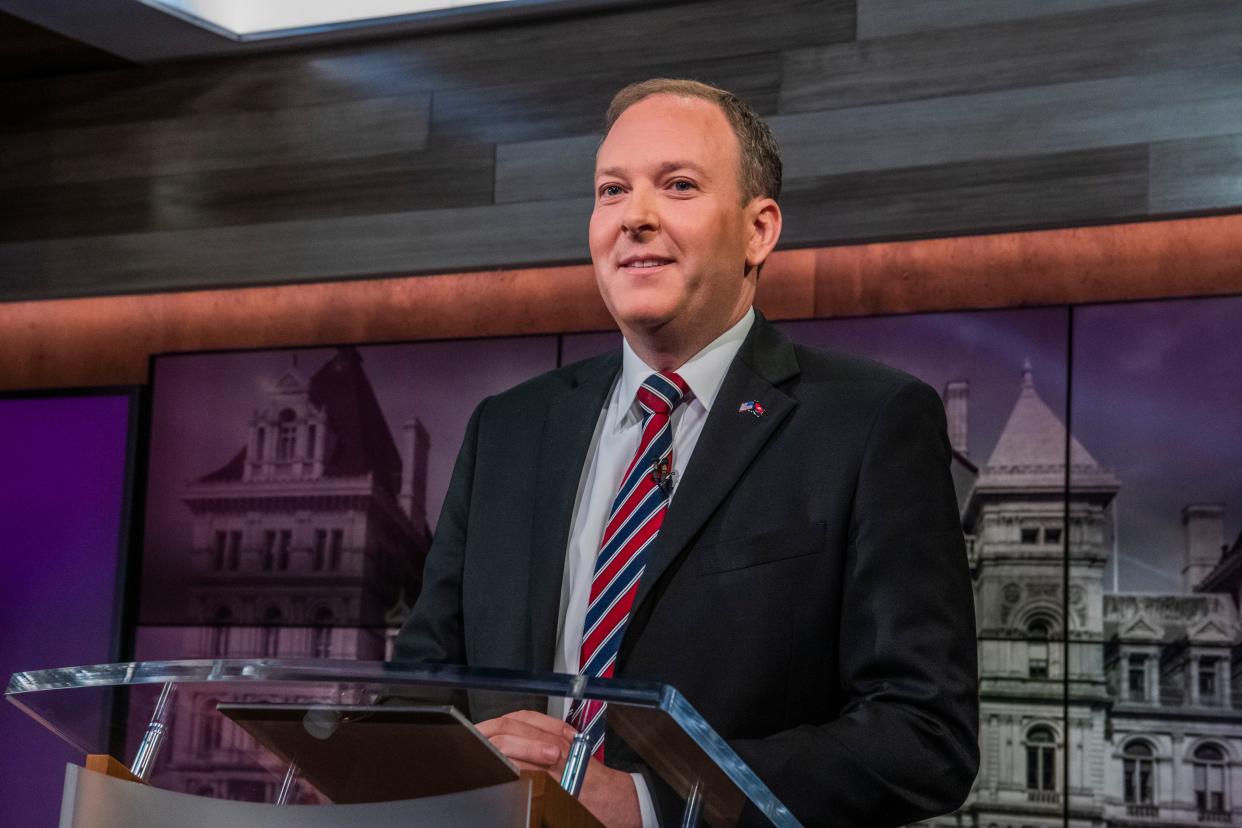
[959,361,1119,827]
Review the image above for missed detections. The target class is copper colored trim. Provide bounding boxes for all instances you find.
[2,215,1240,390]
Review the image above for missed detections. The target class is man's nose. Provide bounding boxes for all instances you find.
[620,187,659,236]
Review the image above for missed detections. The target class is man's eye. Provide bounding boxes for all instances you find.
[599,184,623,198]
[670,180,695,192]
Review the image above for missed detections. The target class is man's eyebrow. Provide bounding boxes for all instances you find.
[594,160,711,180]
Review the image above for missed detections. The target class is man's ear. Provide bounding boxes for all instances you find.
[745,197,783,274]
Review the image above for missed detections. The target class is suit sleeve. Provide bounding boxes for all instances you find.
[392,397,488,665]
[728,379,979,827]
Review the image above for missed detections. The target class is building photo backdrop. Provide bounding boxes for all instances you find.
[4,0,1242,825]
[112,292,1242,823]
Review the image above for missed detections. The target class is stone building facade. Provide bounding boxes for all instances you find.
[146,347,432,800]
[928,364,1241,828]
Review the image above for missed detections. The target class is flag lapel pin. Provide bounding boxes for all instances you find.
[737,400,766,418]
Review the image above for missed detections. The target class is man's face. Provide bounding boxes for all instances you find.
[590,94,756,348]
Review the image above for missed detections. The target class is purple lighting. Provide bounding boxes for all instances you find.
[0,393,133,828]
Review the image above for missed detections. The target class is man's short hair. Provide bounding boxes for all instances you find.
[604,78,783,205]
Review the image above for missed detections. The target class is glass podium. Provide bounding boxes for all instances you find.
[6,659,801,827]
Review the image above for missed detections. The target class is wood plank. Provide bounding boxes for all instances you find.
[2,49,433,132]
[857,0,1153,40]
[0,197,594,300]
[811,215,1242,319]
[776,65,1242,180]
[497,64,1242,208]
[496,135,599,205]
[305,0,851,94]
[1149,134,1242,214]
[783,0,1242,113]
[3,0,852,133]
[0,146,496,241]
[0,94,432,187]
[3,216,1241,391]
[430,51,782,146]
[780,146,1149,247]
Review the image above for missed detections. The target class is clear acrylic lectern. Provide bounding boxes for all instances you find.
[6,659,800,827]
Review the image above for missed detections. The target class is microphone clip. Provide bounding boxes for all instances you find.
[651,458,675,495]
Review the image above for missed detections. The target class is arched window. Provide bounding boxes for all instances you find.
[1028,620,1051,679]
[1025,726,1057,793]
[261,606,283,657]
[1123,741,1155,805]
[1194,744,1227,814]
[276,409,297,461]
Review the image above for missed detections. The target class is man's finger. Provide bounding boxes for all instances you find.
[506,709,578,742]
[487,733,564,766]
[477,714,573,749]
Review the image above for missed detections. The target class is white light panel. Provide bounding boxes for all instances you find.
[141,0,519,39]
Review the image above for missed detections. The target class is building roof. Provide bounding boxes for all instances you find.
[198,347,403,495]
[1104,592,1237,644]
[309,347,402,490]
[199,447,246,483]
[974,360,1119,492]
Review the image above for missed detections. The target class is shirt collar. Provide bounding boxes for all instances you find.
[618,306,755,423]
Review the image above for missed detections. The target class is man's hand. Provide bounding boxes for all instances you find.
[476,710,641,828]
[476,709,575,773]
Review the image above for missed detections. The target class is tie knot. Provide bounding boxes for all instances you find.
[636,371,689,416]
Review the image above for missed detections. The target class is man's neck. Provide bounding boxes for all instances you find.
[624,305,753,371]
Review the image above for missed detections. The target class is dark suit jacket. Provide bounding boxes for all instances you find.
[395,313,979,827]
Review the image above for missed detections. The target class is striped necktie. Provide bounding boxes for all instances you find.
[569,370,689,758]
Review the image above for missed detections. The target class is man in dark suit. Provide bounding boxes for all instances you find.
[395,79,978,827]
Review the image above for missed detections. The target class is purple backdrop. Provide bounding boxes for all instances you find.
[0,393,132,828]
[1073,296,1242,591]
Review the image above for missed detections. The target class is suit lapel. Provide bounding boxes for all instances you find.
[631,315,800,613]
[526,352,620,671]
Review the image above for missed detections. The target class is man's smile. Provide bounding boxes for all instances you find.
[618,255,675,271]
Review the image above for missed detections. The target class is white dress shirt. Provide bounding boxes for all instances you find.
[551,307,755,826]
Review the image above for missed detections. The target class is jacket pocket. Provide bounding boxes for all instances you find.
[696,521,828,575]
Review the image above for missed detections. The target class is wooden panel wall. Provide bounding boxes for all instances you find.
[5,215,1241,391]
[1,0,1241,302]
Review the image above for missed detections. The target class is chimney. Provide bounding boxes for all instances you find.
[943,380,969,457]
[400,419,431,526]
[1182,503,1224,591]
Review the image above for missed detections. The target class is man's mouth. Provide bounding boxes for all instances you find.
[620,257,674,269]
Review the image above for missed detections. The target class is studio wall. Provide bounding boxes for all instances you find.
[2,0,1242,301]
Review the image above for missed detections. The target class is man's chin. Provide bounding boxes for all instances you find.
[612,309,677,335]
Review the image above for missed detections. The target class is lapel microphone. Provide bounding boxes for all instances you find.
[651,458,675,495]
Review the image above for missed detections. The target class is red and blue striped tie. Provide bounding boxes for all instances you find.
[569,371,689,758]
